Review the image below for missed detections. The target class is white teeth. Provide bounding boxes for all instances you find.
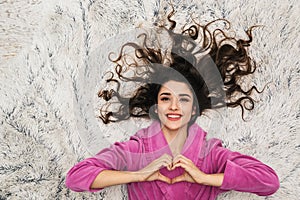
[167,114,181,118]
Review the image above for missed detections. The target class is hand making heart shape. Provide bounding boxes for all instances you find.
[136,154,207,185]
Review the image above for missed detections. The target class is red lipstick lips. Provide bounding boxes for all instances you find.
[166,113,182,121]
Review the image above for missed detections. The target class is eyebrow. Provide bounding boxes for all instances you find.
[159,92,192,98]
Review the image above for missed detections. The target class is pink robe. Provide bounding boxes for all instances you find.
[66,121,279,199]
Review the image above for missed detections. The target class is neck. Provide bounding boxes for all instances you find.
[161,126,188,156]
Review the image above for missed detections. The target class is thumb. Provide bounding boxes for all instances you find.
[157,171,171,184]
[171,174,186,184]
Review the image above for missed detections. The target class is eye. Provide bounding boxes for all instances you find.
[179,98,190,103]
[160,97,170,102]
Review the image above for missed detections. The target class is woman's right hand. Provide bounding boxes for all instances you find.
[134,154,173,184]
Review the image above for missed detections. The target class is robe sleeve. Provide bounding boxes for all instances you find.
[210,142,280,196]
[65,135,143,192]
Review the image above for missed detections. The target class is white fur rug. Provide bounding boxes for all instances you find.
[0,0,299,199]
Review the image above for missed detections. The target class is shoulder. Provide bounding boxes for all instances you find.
[187,123,227,155]
[198,129,224,160]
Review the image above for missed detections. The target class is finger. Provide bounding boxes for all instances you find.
[171,163,204,184]
[159,155,173,170]
[161,155,173,164]
[167,163,172,171]
[153,155,173,168]
[161,160,172,170]
[172,161,196,173]
[172,161,198,176]
[171,174,186,184]
[157,154,172,163]
[172,155,185,166]
[172,159,190,170]
[173,154,191,164]
[150,154,170,166]
[171,162,187,170]
[157,172,171,184]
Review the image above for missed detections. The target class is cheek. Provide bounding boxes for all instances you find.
[156,103,164,114]
[183,103,195,115]
[156,106,167,121]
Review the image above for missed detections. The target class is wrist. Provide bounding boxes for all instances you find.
[195,172,208,185]
[130,171,145,182]
[201,173,224,187]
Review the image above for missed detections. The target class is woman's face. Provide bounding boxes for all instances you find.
[156,80,196,134]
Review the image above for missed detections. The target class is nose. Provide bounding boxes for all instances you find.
[169,98,179,111]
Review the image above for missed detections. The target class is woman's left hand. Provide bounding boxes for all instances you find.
[171,154,224,187]
[171,154,206,184]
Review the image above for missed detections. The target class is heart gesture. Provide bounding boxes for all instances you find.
[136,154,224,187]
[171,154,206,184]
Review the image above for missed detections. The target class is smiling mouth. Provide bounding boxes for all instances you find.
[166,114,182,121]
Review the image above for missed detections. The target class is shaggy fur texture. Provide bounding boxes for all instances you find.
[0,0,299,199]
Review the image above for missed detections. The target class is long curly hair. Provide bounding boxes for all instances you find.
[97,9,262,124]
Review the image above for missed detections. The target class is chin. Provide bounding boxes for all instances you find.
[163,122,188,132]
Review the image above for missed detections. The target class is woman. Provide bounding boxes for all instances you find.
[66,11,279,199]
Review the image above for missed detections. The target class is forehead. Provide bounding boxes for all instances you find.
[158,80,193,95]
